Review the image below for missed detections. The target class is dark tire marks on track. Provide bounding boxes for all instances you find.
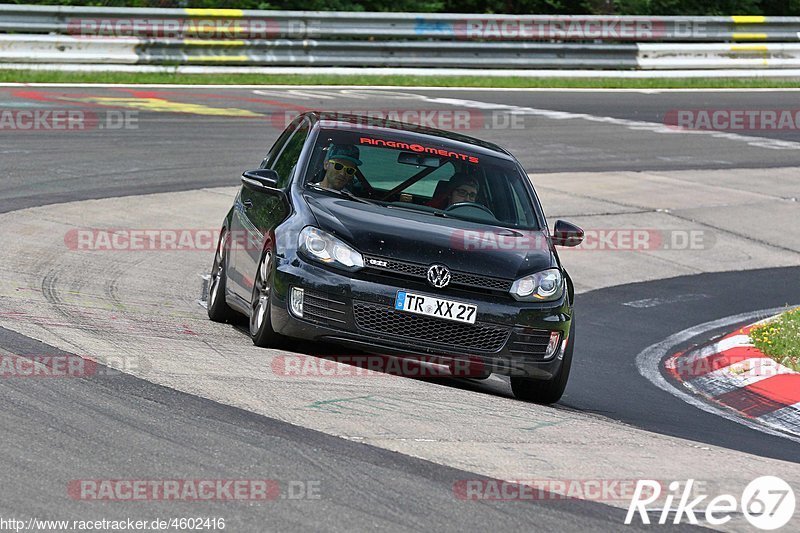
[0,326,677,532]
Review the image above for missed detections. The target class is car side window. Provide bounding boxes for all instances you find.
[260,120,300,169]
[489,173,533,227]
[271,120,310,188]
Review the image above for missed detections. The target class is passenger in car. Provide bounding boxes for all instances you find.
[426,173,481,209]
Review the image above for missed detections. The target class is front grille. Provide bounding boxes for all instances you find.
[353,300,510,353]
[509,327,554,358]
[302,289,347,326]
[362,255,512,292]
[451,272,511,291]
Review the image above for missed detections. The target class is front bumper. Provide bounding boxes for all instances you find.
[270,254,572,379]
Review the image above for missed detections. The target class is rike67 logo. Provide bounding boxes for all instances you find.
[626,476,796,530]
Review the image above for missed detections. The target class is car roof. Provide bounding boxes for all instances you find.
[305,111,515,162]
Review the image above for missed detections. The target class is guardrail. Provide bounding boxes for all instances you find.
[1,5,798,42]
[0,5,799,70]
[0,35,640,69]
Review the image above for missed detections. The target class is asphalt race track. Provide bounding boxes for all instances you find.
[4,86,800,212]
[574,268,799,459]
[0,86,798,531]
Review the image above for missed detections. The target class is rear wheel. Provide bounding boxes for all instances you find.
[510,319,574,404]
[207,230,236,323]
[249,250,282,347]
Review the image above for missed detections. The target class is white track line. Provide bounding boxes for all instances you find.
[413,94,800,150]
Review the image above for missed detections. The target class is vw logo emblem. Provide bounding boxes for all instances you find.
[426,264,451,289]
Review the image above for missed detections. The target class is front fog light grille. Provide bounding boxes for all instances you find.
[509,328,561,360]
[289,287,348,326]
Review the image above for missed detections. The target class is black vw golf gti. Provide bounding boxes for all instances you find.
[207,112,584,403]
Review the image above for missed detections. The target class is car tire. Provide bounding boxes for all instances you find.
[207,230,237,323]
[249,249,282,347]
[510,319,574,404]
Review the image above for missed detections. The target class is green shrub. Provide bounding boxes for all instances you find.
[750,308,800,372]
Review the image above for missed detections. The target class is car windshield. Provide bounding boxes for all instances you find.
[303,128,541,230]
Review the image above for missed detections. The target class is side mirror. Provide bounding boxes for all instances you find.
[552,220,584,247]
[242,168,279,191]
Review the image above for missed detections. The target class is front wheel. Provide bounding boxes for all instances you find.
[510,319,574,404]
[249,250,282,347]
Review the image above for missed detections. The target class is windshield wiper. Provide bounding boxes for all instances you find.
[309,185,374,205]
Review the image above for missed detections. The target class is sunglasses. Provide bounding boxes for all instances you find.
[332,162,357,175]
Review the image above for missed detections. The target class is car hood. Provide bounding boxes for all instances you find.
[303,193,555,279]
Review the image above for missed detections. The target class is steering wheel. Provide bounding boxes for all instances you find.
[444,202,494,216]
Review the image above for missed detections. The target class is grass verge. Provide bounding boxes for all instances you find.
[750,308,800,372]
[1,70,800,88]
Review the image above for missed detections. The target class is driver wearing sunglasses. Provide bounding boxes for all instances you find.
[318,144,363,191]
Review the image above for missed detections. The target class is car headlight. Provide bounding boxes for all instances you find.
[509,268,563,301]
[298,226,364,271]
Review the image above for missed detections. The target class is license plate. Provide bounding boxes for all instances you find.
[394,291,477,325]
